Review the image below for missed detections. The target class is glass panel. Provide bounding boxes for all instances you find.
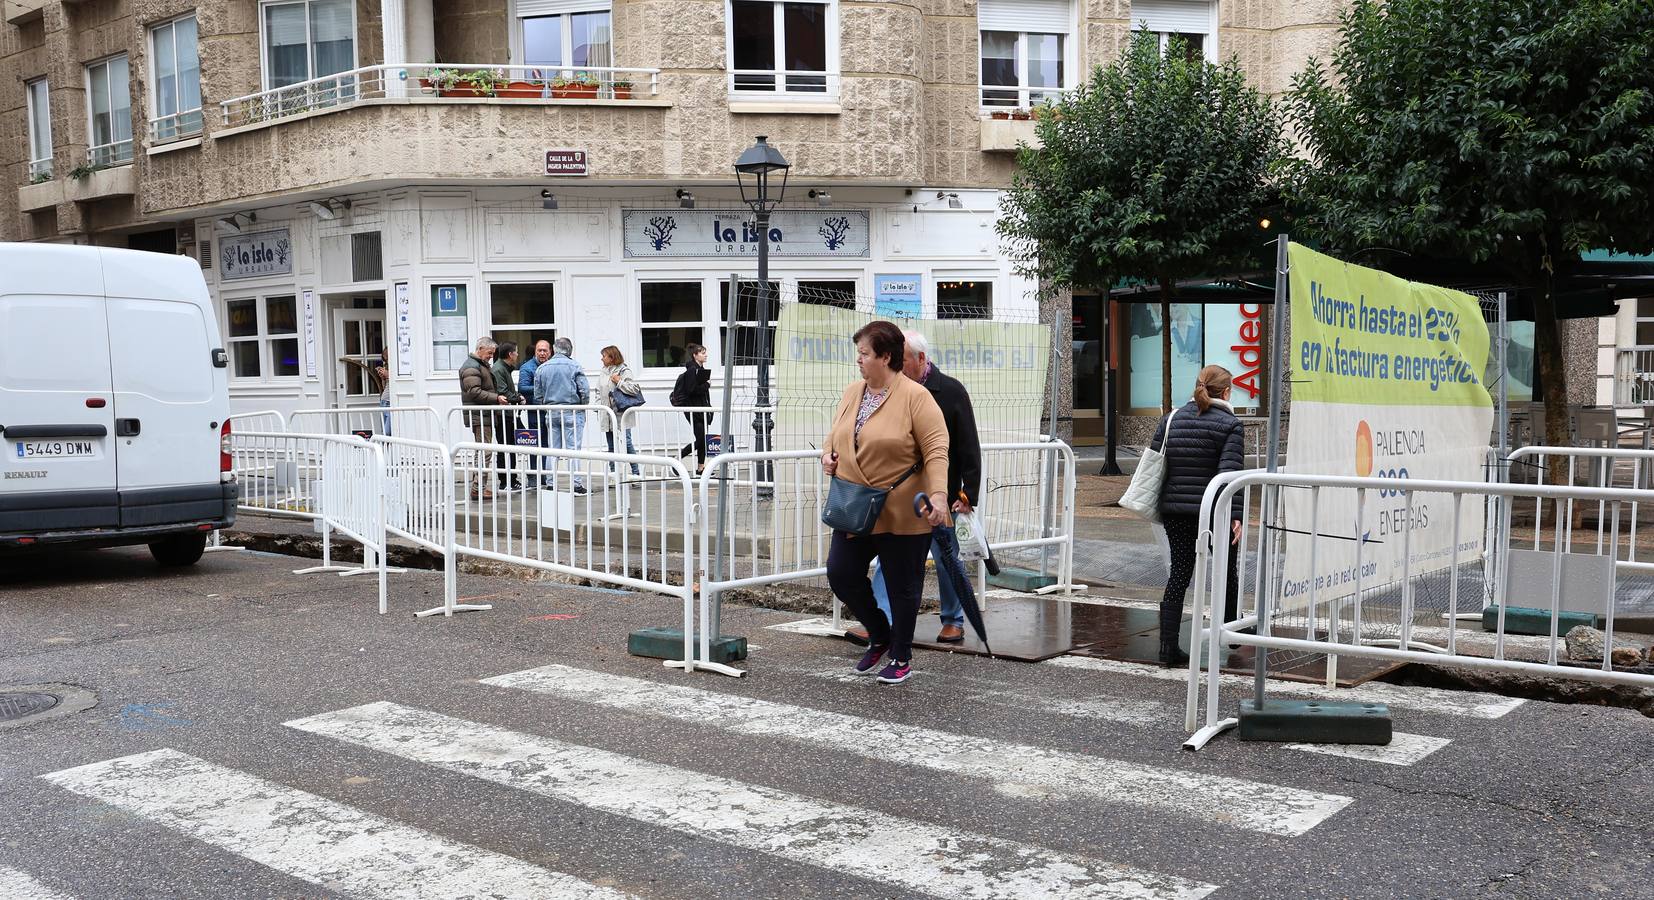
[492,329,541,362]
[344,323,363,356]
[1027,32,1063,97]
[266,296,297,334]
[720,326,775,364]
[231,341,261,377]
[782,3,825,70]
[89,62,112,147]
[227,298,259,337]
[177,16,201,113]
[719,280,778,322]
[799,280,857,309]
[364,319,384,354]
[1072,297,1103,412]
[1127,302,1203,410]
[110,56,130,150]
[641,327,703,369]
[523,15,564,66]
[311,0,355,78]
[731,0,775,89]
[26,80,50,164]
[272,339,301,377]
[491,283,556,326]
[936,280,992,319]
[641,281,701,323]
[154,23,178,118]
[266,3,310,87]
[1637,320,1654,345]
[980,30,1018,106]
[572,11,612,69]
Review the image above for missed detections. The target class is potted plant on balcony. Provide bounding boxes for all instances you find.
[610,78,634,100]
[1010,108,1033,121]
[551,74,600,99]
[988,108,1011,120]
[420,68,460,94]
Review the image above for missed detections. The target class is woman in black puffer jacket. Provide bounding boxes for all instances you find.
[1148,364,1245,666]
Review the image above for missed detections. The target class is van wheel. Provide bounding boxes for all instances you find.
[149,533,207,567]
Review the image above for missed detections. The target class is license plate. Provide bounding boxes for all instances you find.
[15,440,98,459]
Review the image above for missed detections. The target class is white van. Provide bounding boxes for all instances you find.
[0,243,237,565]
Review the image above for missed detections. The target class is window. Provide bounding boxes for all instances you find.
[1125,301,1264,413]
[85,56,133,167]
[150,14,203,141]
[490,282,557,359]
[521,7,612,70]
[263,0,355,90]
[641,281,704,369]
[937,280,992,319]
[977,0,1071,108]
[226,294,301,380]
[728,0,833,95]
[1128,0,1216,63]
[720,280,779,365]
[25,79,51,181]
[799,279,857,310]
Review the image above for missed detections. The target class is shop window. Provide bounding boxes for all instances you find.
[490,282,557,361]
[799,279,857,310]
[641,281,704,369]
[262,0,355,90]
[26,78,51,181]
[85,55,133,167]
[150,14,203,141]
[720,280,779,365]
[728,0,834,95]
[936,280,992,319]
[226,294,300,380]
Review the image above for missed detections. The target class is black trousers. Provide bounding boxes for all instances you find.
[682,411,710,464]
[1161,514,1239,645]
[826,530,932,663]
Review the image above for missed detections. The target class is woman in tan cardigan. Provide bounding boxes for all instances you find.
[820,320,951,684]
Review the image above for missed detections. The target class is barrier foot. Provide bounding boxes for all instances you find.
[1034,582,1088,596]
[337,566,408,577]
[664,659,747,678]
[414,603,492,618]
[294,564,353,574]
[1183,717,1239,752]
[1362,638,1450,655]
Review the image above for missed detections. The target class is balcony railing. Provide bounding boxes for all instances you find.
[979,83,1070,114]
[220,64,663,129]
[150,108,205,144]
[728,69,838,98]
[1615,346,1654,406]
[27,158,52,182]
[87,140,133,168]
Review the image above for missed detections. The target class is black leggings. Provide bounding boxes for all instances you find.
[826,530,932,664]
[682,411,710,464]
[1161,514,1239,639]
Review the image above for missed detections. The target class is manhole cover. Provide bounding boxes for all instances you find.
[0,691,60,722]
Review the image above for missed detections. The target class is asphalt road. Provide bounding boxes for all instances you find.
[1,546,1649,899]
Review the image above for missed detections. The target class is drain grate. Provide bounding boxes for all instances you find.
[0,691,60,722]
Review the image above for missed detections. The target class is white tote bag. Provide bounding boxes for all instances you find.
[1119,409,1178,524]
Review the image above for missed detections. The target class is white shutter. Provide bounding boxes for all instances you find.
[517,0,610,17]
[1128,0,1213,34]
[977,0,1073,34]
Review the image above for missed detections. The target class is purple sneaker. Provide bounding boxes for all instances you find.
[853,644,888,675]
[876,659,913,684]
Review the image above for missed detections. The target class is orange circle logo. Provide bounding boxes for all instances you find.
[1354,420,1374,476]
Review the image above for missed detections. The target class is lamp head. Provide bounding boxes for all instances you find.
[735,135,790,211]
[675,188,695,209]
[540,189,558,210]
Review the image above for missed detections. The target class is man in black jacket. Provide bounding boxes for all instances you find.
[852,329,983,644]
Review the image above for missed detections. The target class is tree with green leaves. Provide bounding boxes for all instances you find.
[1287,0,1654,451]
[999,29,1284,427]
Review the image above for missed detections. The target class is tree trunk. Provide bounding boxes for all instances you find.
[1530,251,1569,486]
[1160,278,1174,414]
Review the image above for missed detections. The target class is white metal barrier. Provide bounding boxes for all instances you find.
[229,429,325,521]
[1507,445,1654,573]
[374,436,484,618]
[621,405,766,460]
[445,404,618,456]
[209,411,292,552]
[290,406,444,444]
[1181,469,1654,750]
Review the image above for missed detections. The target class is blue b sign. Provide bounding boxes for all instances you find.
[514,429,540,447]
[437,287,460,313]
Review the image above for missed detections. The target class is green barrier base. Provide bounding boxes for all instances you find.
[627,627,748,664]
[1481,605,1596,636]
[1237,699,1392,745]
[986,567,1058,592]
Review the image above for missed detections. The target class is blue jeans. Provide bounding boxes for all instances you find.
[378,397,392,436]
[605,429,640,474]
[871,525,966,627]
[547,410,585,489]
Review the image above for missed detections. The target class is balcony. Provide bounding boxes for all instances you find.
[219,64,666,132]
[977,84,1066,152]
[1614,347,1654,406]
[2,0,43,25]
[64,164,135,203]
[150,109,205,146]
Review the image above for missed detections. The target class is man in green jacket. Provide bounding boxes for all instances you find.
[489,341,524,491]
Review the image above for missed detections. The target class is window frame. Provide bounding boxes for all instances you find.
[978,29,1070,110]
[224,292,302,383]
[258,0,359,92]
[84,54,133,168]
[934,277,994,320]
[515,7,614,71]
[149,13,204,143]
[639,279,708,373]
[487,280,560,363]
[725,0,839,99]
[25,78,52,181]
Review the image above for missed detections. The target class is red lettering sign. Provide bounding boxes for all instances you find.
[1232,303,1263,399]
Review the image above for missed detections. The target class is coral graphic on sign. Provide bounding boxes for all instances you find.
[645,216,676,251]
[818,216,851,251]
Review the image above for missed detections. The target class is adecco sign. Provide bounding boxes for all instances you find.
[1204,303,1264,409]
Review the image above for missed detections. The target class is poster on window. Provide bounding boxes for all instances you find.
[1279,243,1492,615]
[1128,302,1203,410]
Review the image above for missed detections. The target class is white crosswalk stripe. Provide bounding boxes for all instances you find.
[287,701,1219,900]
[1284,732,1453,766]
[481,664,1352,836]
[39,749,633,900]
[0,865,75,900]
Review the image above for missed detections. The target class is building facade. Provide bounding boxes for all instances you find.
[2,0,1349,430]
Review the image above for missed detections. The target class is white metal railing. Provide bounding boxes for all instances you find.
[1181,469,1654,751]
[1614,346,1654,406]
[290,406,444,445]
[228,409,288,434]
[446,404,619,461]
[1507,445,1654,572]
[621,405,767,460]
[149,108,204,143]
[220,63,663,128]
[979,83,1070,112]
[27,158,52,181]
[375,436,478,618]
[729,69,838,97]
[87,140,132,167]
[229,429,323,520]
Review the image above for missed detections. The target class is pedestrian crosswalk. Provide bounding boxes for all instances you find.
[20,652,1519,898]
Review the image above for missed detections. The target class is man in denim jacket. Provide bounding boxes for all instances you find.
[533,337,590,494]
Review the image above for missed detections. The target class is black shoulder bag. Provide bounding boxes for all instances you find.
[821,461,922,536]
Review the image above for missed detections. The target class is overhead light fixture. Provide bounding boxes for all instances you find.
[540,189,558,210]
[308,199,350,221]
[1259,217,1272,230]
[676,188,695,209]
[938,191,963,209]
[809,189,831,208]
[216,211,255,233]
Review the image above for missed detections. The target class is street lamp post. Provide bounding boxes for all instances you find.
[734,136,790,475]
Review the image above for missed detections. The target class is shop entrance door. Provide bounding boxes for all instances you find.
[1072,294,1107,443]
[331,303,386,409]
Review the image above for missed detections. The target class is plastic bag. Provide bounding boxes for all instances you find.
[953,510,990,562]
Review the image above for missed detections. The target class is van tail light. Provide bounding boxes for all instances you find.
[220,419,233,473]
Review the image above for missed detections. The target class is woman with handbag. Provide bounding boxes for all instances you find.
[820,321,950,685]
[1150,364,1246,667]
[599,346,642,476]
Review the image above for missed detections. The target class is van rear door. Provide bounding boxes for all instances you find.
[0,290,121,533]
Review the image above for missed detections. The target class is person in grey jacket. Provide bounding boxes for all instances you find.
[599,346,642,476]
[1148,364,1246,667]
[533,337,590,494]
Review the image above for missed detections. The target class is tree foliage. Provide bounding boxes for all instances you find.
[1286,0,1654,448]
[998,30,1284,410]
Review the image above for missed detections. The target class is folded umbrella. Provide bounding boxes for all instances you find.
[914,493,992,656]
